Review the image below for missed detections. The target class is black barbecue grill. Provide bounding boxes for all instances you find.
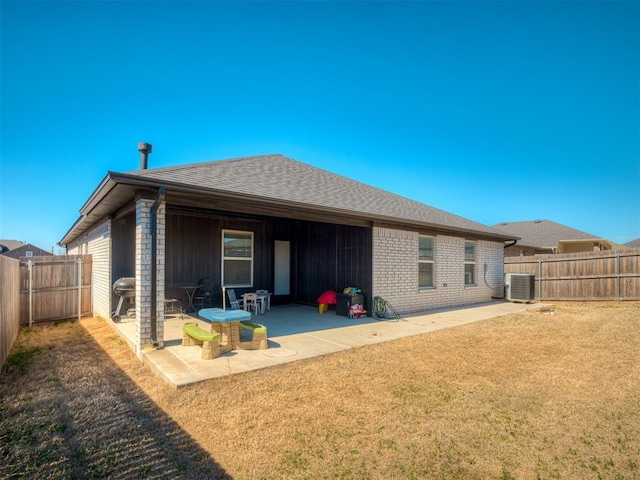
[112,277,135,322]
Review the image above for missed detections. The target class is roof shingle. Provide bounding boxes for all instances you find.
[624,238,640,248]
[493,219,600,249]
[127,154,511,239]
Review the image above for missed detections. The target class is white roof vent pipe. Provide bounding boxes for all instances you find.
[138,142,152,169]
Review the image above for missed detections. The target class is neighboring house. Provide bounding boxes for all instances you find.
[0,240,25,254]
[0,240,50,259]
[625,238,640,248]
[493,220,619,256]
[60,153,515,356]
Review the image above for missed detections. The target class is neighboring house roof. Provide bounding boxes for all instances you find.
[61,154,516,246]
[0,240,25,253]
[493,219,601,250]
[625,238,640,248]
[0,240,52,258]
[0,241,51,258]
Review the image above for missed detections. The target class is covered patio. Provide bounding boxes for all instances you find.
[62,154,516,360]
[108,300,548,387]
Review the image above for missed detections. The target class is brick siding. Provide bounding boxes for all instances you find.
[372,227,505,314]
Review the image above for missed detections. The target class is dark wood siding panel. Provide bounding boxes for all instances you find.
[165,213,284,306]
[336,224,363,286]
[112,212,136,281]
[111,211,136,314]
[164,211,372,308]
[297,223,337,305]
[166,213,218,303]
[297,222,372,307]
[336,224,372,308]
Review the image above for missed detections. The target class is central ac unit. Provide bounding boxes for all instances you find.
[505,273,535,303]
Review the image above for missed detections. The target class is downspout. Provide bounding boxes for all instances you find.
[494,239,518,299]
[150,186,166,347]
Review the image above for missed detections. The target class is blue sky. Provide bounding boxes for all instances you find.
[1,0,638,253]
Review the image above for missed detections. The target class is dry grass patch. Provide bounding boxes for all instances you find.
[2,302,639,479]
[0,320,230,479]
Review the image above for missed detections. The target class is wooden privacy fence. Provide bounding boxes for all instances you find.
[504,249,640,301]
[1,256,21,367]
[19,255,92,325]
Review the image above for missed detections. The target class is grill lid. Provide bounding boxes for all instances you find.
[113,277,135,297]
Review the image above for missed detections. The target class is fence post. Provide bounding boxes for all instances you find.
[77,257,82,321]
[28,260,33,327]
[538,258,542,301]
[616,252,621,301]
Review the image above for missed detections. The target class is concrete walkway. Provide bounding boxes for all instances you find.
[111,300,549,388]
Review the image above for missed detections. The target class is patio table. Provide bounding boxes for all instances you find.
[198,308,252,353]
[242,292,272,314]
[179,284,202,314]
[256,292,272,313]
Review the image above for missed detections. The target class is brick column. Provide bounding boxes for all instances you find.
[135,194,167,355]
[135,195,153,356]
[154,200,166,347]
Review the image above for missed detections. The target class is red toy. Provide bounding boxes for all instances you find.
[317,290,338,314]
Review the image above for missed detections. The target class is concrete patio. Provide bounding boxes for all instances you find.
[110,300,549,388]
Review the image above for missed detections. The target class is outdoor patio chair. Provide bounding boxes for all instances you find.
[243,293,261,315]
[226,289,245,310]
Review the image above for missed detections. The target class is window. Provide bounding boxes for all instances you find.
[418,236,435,288]
[222,230,253,287]
[25,251,33,257]
[464,241,475,285]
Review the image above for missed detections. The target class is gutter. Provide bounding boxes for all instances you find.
[58,174,119,246]
[80,174,119,215]
[62,169,518,246]
[106,172,517,242]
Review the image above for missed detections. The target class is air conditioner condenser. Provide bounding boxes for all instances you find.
[504,273,535,303]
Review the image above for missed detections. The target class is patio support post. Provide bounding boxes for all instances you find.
[135,193,155,357]
[150,188,166,348]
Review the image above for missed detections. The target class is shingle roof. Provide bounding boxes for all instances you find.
[125,154,511,239]
[493,220,600,249]
[0,240,25,251]
[625,238,640,248]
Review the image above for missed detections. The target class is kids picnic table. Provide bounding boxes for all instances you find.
[198,308,252,353]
